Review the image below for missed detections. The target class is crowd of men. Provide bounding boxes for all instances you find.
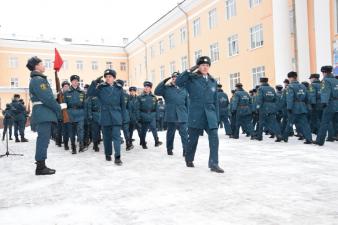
[1,55,337,176]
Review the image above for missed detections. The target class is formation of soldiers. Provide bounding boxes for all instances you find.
[1,55,337,176]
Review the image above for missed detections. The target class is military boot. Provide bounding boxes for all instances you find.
[64,141,69,151]
[210,165,225,173]
[154,137,162,147]
[114,156,123,166]
[35,160,55,176]
[71,143,77,154]
[167,149,173,155]
[126,140,134,151]
[93,142,99,152]
[186,161,194,167]
[140,140,148,149]
[15,137,20,142]
[21,137,28,142]
[79,142,85,152]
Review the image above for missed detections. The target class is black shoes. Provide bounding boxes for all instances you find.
[15,138,20,142]
[21,137,28,142]
[186,161,194,167]
[304,140,313,144]
[35,160,55,176]
[114,156,123,166]
[93,142,100,152]
[71,144,77,154]
[126,140,134,151]
[167,149,173,155]
[106,155,112,161]
[64,142,69,151]
[210,165,224,173]
[79,143,85,152]
[155,138,162,147]
[313,141,324,146]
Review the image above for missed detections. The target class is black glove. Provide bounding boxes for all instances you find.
[95,76,104,84]
[189,65,199,72]
[163,77,171,83]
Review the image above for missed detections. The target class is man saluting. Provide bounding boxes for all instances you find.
[176,56,224,173]
[27,56,62,175]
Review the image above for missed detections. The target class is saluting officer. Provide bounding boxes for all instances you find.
[64,75,86,154]
[154,72,189,156]
[137,81,162,149]
[176,56,224,173]
[27,56,62,175]
[87,69,126,165]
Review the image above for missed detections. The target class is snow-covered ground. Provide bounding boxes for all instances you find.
[0,129,337,225]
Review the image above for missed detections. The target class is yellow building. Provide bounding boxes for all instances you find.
[1,0,338,110]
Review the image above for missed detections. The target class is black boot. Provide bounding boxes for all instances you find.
[21,137,28,142]
[275,135,282,142]
[210,165,225,173]
[126,140,134,151]
[167,149,173,155]
[9,136,13,140]
[304,140,313,144]
[114,156,123,166]
[186,161,194,167]
[106,155,112,161]
[79,143,85,152]
[35,160,55,175]
[64,142,69,150]
[71,143,77,154]
[15,137,20,142]
[93,142,99,152]
[155,137,162,147]
[141,140,148,149]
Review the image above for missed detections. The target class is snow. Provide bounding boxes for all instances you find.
[0,129,337,225]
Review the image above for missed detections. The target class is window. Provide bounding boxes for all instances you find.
[106,61,113,69]
[159,41,164,55]
[45,59,52,69]
[169,33,175,49]
[169,61,176,74]
[250,24,264,49]
[181,56,188,71]
[228,34,239,56]
[10,77,18,88]
[230,73,240,90]
[193,18,201,37]
[194,49,202,61]
[150,70,155,82]
[79,79,84,88]
[208,8,217,29]
[120,62,126,71]
[160,65,165,80]
[9,57,18,69]
[252,66,265,87]
[180,27,187,43]
[226,0,236,20]
[249,0,261,8]
[62,60,68,70]
[91,61,98,70]
[150,46,155,58]
[210,43,220,62]
[76,60,83,70]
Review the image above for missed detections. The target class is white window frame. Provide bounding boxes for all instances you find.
[208,8,217,29]
[150,46,155,58]
[225,0,237,20]
[76,60,84,70]
[106,61,113,69]
[10,77,19,88]
[159,41,164,55]
[230,72,240,90]
[181,56,188,71]
[194,49,202,61]
[210,42,220,62]
[252,66,265,88]
[9,57,18,69]
[193,18,201,37]
[250,24,264,49]
[160,65,165,80]
[91,61,98,70]
[180,27,187,43]
[120,62,126,71]
[169,33,175,49]
[44,59,52,69]
[169,61,176,74]
[228,34,239,56]
[79,79,84,88]
[249,0,261,8]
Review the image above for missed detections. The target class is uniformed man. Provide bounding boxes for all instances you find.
[59,81,71,150]
[314,66,338,146]
[154,72,189,156]
[176,56,224,173]
[231,83,254,139]
[83,84,92,148]
[308,74,322,135]
[156,98,166,131]
[128,86,141,144]
[2,103,14,141]
[250,89,259,135]
[255,77,282,142]
[11,94,28,142]
[27,56,62,175]
[64,75,86,154]
[87,69,126,164]
[217,84,232,136]
[229,89,237,138]
[275,85,284,127]
[87,90,101,152]
[137,81,162,149]
[282,71,312,144]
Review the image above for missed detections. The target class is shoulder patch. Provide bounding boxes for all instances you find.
[40,83,48,91]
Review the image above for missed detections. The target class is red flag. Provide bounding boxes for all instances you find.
[54,48,63,72]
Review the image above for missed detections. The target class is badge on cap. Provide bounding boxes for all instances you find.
[204,58,208,62]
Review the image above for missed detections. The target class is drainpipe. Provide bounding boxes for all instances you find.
[178,3,191,67]
[137,37,148,80]
[292,0,299,73]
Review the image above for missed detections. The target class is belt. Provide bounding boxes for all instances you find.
[141,109,156,113]
[32,101,43,106]
[68,106,84,109]
[92,110,100,112]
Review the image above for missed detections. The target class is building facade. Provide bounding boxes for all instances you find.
[0,0,337,110]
